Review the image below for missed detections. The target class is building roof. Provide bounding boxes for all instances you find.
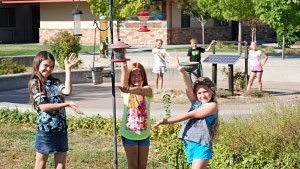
[1,0,86,4]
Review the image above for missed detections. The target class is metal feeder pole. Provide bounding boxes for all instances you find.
[109,0,118,168]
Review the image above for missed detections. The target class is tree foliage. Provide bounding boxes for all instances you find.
[254,0,300,47]
[254,0,300,31]
[175,0,210,19]
[87,0,147,20]
[207,0,255,21]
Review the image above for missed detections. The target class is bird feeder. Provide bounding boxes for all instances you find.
[109,40,130,62]
[72,8,83,36]
[137,11,150,32]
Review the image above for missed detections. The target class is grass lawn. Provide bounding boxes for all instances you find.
[1,43,299,57]
[0,124,165,169]
[0,44,94,57]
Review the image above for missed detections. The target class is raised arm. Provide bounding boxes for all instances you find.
[120,85,152,97]
[205,40,216,52]
[157,52,167,62]
[62,53,79,95]
[176,57,196,101]
[154,102,217,126]
[121,62,129,87]
[261,52,268,66]
[39,101,83,115]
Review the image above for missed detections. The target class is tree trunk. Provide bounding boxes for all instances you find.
[201,15,205,48]
[117,20,120,41]
[282,33,286,60]
[238,21,242,56]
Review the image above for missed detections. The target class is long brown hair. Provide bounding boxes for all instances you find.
[127,62,148,87]
[193,77,219,139]
[28,51,58,107]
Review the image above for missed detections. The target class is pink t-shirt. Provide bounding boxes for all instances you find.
[249,50,262,71]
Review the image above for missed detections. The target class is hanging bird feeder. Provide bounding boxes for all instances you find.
[72,2,83,36]
[109,40,130,62]
[137,0,150,32]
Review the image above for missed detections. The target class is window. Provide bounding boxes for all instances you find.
[214,19,229,27]
[181,12,190,28]
[0,8,16,27]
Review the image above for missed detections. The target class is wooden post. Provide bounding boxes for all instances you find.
[244,44,249,88]
[228,64,234,95]
[212,63,217,88]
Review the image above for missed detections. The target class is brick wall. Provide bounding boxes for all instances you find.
[39,21,276,45]
[169,27,232,44]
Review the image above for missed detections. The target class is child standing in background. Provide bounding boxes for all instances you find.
[28,51,83,169]
[152,39,167,90]
[246,41,268,92]
[187,38,216,79]
[154,57,218,169]
[119,61,153,169]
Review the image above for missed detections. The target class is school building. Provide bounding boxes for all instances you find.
[0,0,275,45]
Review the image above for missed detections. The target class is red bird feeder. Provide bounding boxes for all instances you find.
[137,11,150,32]
[109,40,130,62]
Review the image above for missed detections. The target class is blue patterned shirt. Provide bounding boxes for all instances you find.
[30,78,67,132]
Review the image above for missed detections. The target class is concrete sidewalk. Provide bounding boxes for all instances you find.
[0,79,299,121]
[0,48,299,120]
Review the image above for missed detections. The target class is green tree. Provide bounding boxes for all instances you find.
[176,0,211,47]
[254,0,300,59]
[87,0,148,39]
[208,0,255,54]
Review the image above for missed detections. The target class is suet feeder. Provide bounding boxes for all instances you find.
[72,7,83,36]
[109,40,130,62]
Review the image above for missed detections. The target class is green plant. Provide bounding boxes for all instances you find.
[277,27,300,48]
[244,90,265,98]
[263,46,276,53]
[216,89,232,98]
[221,67,246,91]
[0,58,26,75]
[285,48,300,54]
[2,100,300,168]
[47,31,81,69]
[162,93,171,118]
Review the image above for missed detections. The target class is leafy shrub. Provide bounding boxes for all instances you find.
[212,101,300,168]
[162,93,171,118]
[263,46,276,53]
[0,108,35,125]
[221,67,246,91]
[276,27,300,48]
[0,58,26,75]
[1,101,300,168]
[244,90,265,98]
[216,89,232,98]
[47,31,81,69]
[285,48,300,54]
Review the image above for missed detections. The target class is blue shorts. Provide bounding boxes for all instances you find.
[121,136,150,147]
[35,130,68,154]
[182,140,212,163]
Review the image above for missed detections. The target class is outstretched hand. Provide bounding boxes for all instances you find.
[65,53,79,70]
[175,56,184,72]
[119,86,130,93]
[68,101,84,115]
[153,118,168,128]
[211,40,217,45]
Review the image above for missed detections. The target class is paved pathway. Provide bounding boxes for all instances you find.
[0,79,299,121]
[1,49,300,120]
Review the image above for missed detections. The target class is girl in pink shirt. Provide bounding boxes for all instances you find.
[246,42,269,92]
